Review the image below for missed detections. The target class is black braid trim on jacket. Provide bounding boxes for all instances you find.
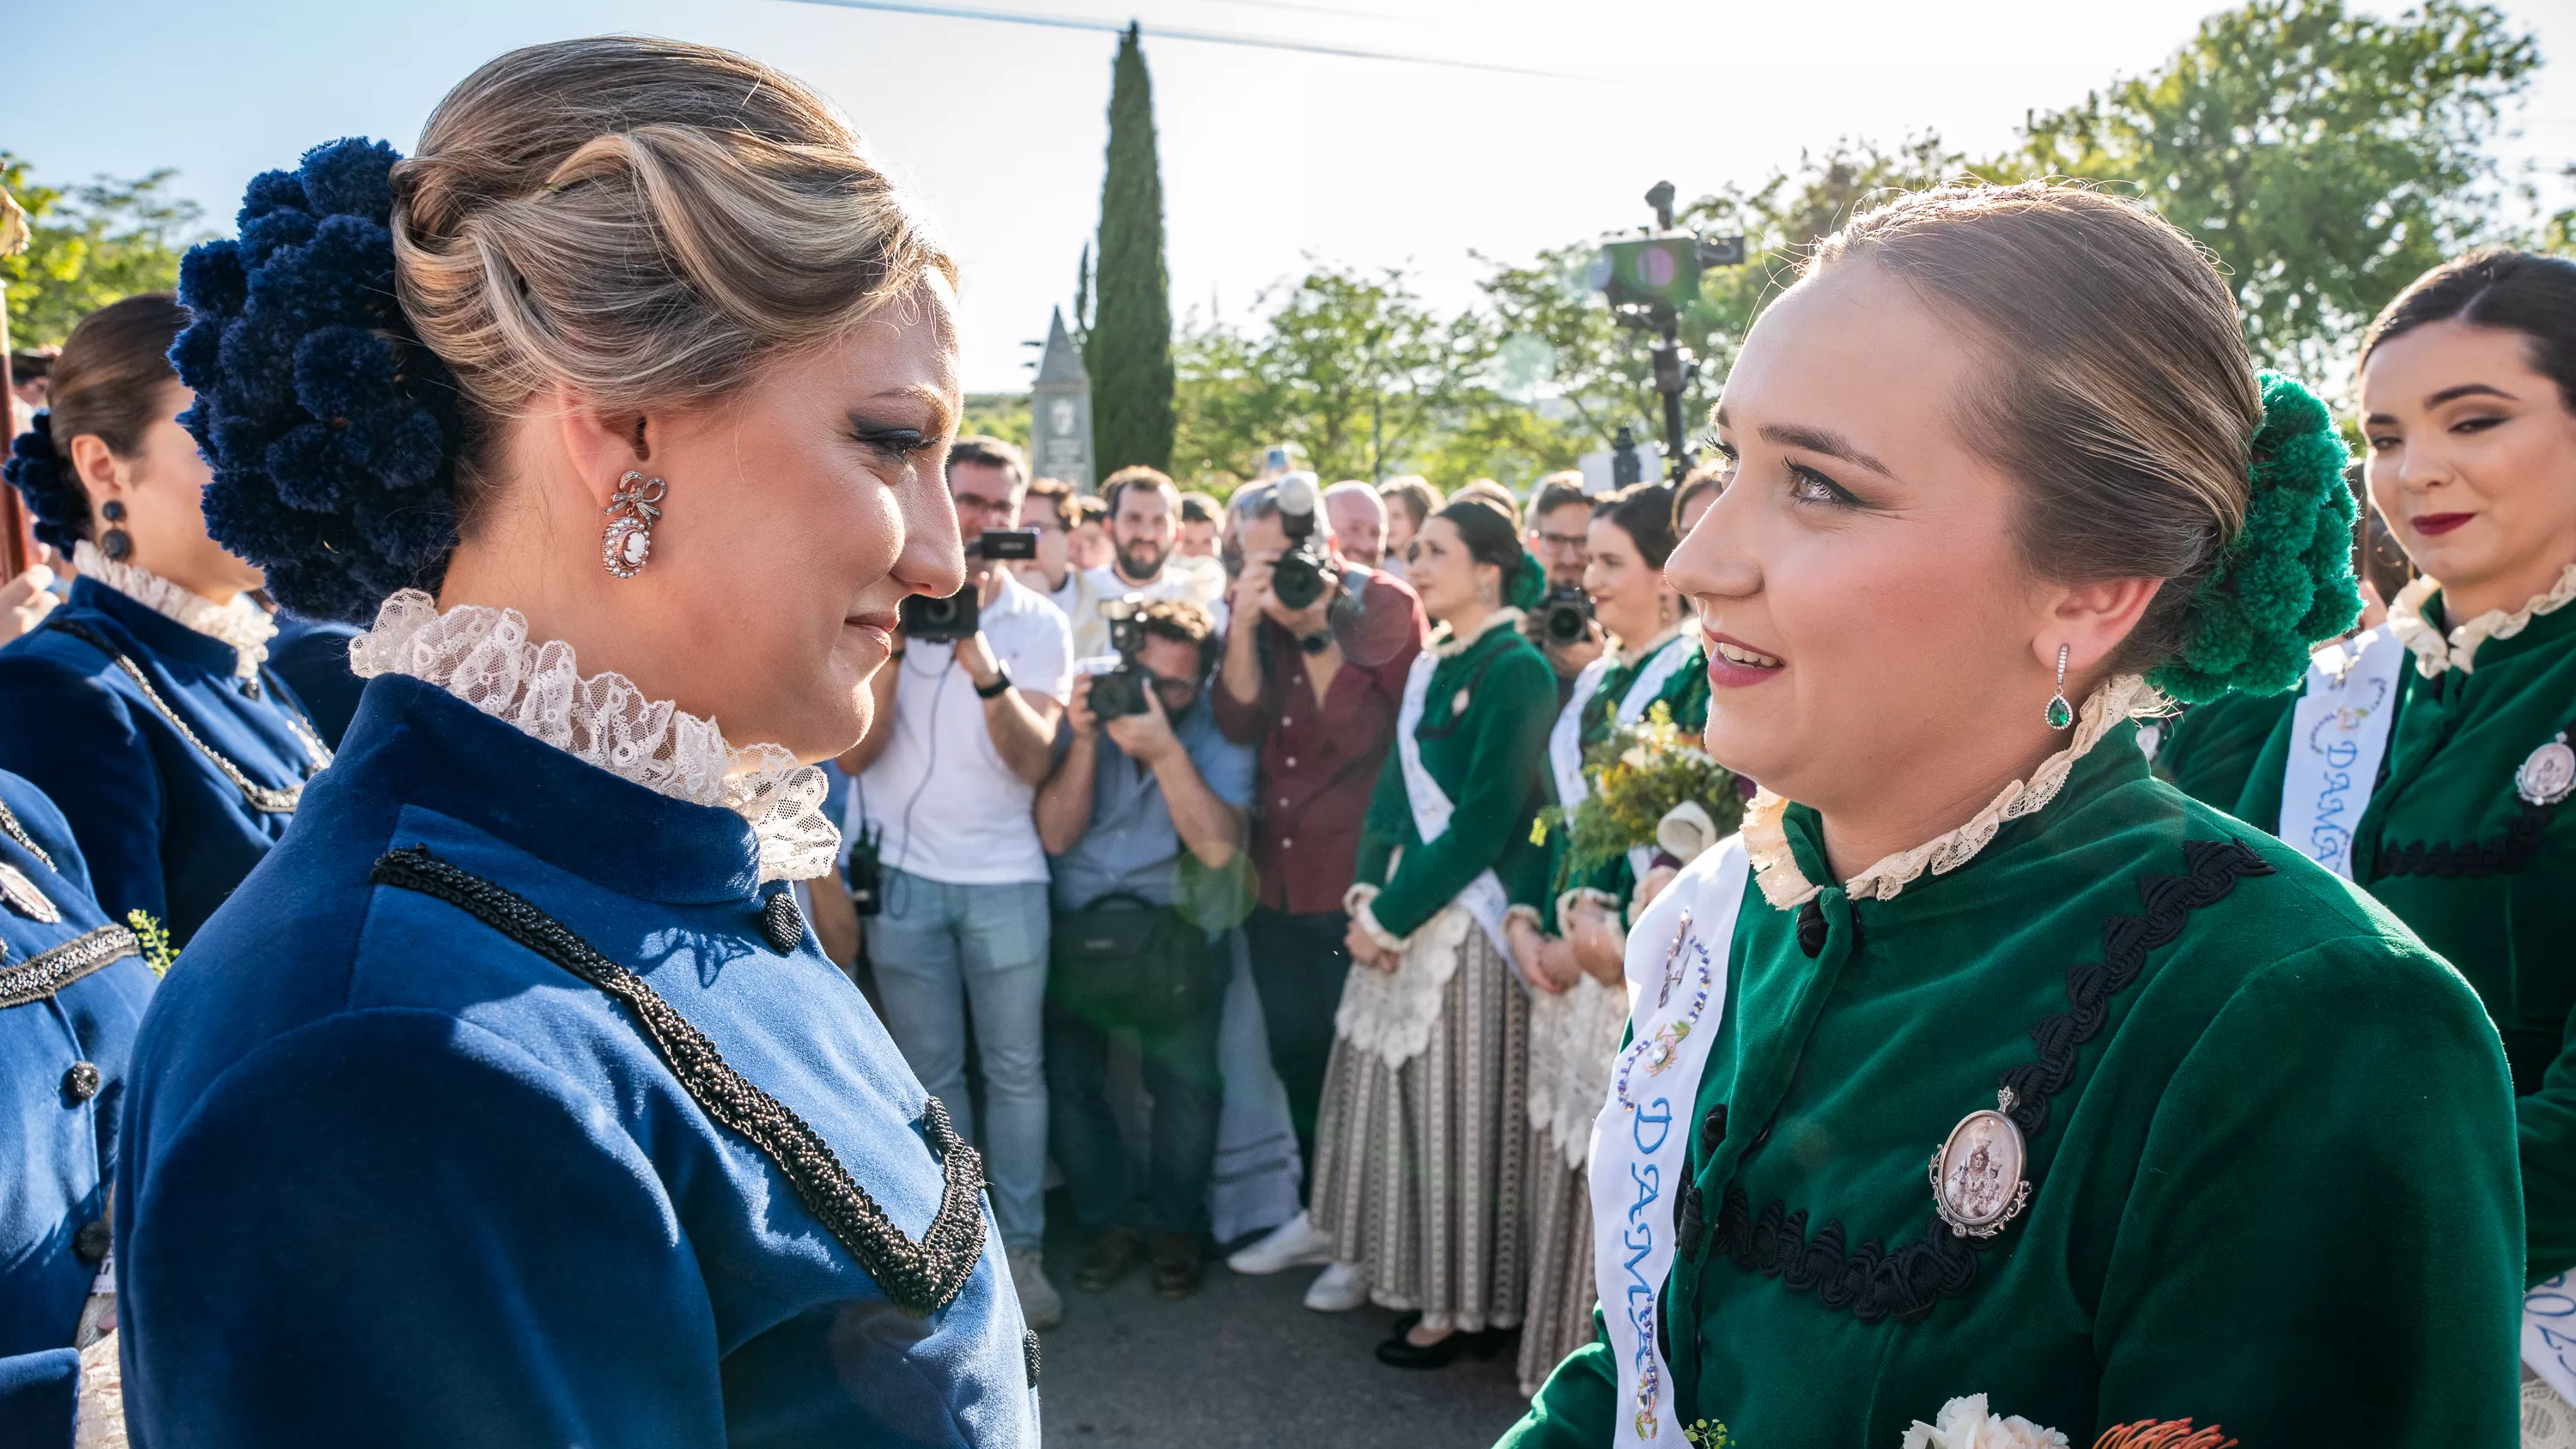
[2373,796,2561,879]
[1707,836,2272,1325]
[370,845,991,1320]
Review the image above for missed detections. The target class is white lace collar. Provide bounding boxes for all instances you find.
[1742,674,2158,908]
[2387,563,2576,678]
[1425,606,1525,658]
[1614,620,1692,670]
[74,540,275,677]
[351,591,840,883]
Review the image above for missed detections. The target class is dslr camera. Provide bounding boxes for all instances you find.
[901,530,1039,642]
[1538,585,1593,645]
[1088,594,1153,719]
[1267,471,1340,613]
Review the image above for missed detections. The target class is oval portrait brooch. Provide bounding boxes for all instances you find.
[2518,731,2576,809]
[1929,1088,2031,1240]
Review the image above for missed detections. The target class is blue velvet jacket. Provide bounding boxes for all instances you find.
[116,674,1038,1447]
[266,613,367,749]
[0,772,156,1449]
[0,576,328,945]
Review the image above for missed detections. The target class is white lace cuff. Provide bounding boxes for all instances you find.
[1553,887,1621,938]
[353,591,840,882]
[1503,902,1546,937]
[1343,884,1409,954]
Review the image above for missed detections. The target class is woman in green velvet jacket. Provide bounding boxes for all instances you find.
[1504,184,2520,1449]
[1505,480,1714,1399]
[1309,497,1558,1368]
[2232,248,2576,1434]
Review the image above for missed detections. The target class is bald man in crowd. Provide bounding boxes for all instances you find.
[1321,482,1386,569]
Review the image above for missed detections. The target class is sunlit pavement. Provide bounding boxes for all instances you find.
[1035,1209,1532,1448]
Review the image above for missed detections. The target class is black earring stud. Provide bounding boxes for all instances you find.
[99,500,132,562]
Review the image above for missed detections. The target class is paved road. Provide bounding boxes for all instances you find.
[1035,1220,1534,1449]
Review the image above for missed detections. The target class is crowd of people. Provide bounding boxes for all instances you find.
[5,29,2576,1449]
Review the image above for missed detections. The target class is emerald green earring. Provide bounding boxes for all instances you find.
[2044,644,2075,731]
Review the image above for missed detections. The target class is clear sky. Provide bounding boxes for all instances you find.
[15,0,2576,393]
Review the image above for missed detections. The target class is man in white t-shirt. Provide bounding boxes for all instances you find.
[842,433,1073,1329]
[1059,465,1229,660]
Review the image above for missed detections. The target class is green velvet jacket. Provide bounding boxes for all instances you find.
[1507,722,2520,1449]
[2236,593,2576,1286]
[2151,688,2298,813]
[1534,635,1714,921]
[1354,616,1558,940]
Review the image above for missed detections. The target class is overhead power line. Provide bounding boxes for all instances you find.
[774,0,1591,82]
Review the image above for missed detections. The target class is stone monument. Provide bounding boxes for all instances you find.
[1029,306,1096,494]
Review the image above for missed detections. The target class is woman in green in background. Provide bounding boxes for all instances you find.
[2231,248,2576,1437]
[1504,183,2518,1449]
[1305,497,1558,1369]
[1506,480,1713,1399]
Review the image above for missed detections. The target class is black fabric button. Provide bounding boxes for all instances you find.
[1698,1102,1728,1155]
[1795,900,1828,957]
[62,1061,100,1103]
[73,1218,110,1265]
[242,676,264,700]
[761,892,804,955]
[1677,1182,1706,1260]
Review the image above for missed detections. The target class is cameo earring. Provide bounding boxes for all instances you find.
[99,500,132,561]
[2044,643,2074,731]
[601,470,666,579]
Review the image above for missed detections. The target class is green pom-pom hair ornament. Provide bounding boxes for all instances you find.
[2147,373,2361,705]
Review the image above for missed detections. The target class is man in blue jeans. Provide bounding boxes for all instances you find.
[1035,599,1252,1300]
[844,435,1073,1329]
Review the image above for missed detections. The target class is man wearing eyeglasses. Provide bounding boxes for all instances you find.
[1036,598,1254,1303]
[1522,472,1607,706]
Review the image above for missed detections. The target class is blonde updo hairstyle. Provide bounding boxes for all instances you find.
[389,36,957,522]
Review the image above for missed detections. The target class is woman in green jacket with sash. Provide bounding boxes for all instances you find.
[2232,249,2576,1438]
[1506,481,1712,1398]
[1311,497,1558,1368]
[1504,184,2519,1449]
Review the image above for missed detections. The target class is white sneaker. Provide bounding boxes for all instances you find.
[1303,1260,1370,1313]
[1007,1246,1063,1331]
[1227,1210,1340,1276]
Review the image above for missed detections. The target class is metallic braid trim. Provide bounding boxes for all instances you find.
[49,619,329,815]
[368,846,989,1319]
[0,925,141,1009]
[0,801,55,871]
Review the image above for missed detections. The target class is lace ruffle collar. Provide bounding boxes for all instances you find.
[1615,620,1692,670]
[352,591,840,883]
[1743,674,2157,908]
[73,540,275,677]
[1425,607,1525,659]
[2387,563,2576,678]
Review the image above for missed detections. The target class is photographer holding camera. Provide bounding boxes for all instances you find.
[1036,598,1252,1300]
[1059,465,1230,660]
[841,433,1073,1330]
[1212,475,1427,1277]
[1522,473,1605,706]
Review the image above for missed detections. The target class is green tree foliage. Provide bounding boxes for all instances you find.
[2,155,204,349]
[1172,265,1577,490]
[2014,0,2540,379]
[1085,26,1176,475]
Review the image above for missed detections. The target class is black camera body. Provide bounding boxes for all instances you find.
[1269,472,1339,612]
[1539,585,1593,645]
[900,530,1039,642]
[1088,595,1153,719]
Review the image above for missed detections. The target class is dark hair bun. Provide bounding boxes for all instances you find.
[3,413,84,552]
[172,137,461,623]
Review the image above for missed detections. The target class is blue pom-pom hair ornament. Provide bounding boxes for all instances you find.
[170,137,463,625]
[1,410,90,554]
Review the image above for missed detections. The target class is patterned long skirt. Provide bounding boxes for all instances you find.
[1311,925,1531,1332]
[1516,1134,1598,1397]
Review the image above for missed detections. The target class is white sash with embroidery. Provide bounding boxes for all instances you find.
[2280,625,2405,879]
[1589,835,1748,1449]
[1548,634,1698,813]
[1395,648,1512,958]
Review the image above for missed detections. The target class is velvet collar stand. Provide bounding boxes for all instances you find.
[334,676,770,906]
[65,573,258,682]
[71,541,275,676]
[2388,562,2576,678]
[1744,675,2156,909]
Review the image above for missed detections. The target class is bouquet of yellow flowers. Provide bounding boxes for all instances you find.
[1540,702,1742,890]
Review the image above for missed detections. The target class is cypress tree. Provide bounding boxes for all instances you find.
[1085,24,1175,476]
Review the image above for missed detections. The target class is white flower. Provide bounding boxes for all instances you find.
[1900,1395,2070,1449]
[1620,745,1651,769]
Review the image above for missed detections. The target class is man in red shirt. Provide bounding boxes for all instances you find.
[1209,481,1425,1283]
